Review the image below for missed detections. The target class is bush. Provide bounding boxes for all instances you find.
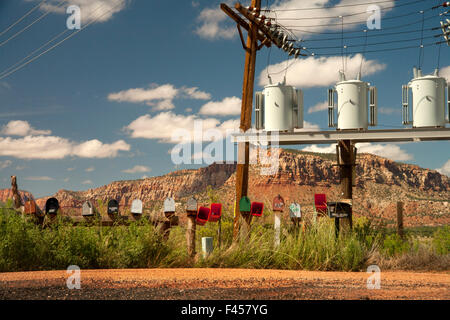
[432,226,450,255]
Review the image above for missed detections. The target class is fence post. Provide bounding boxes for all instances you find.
[397,201,404,239]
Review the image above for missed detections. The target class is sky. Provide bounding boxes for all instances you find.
[0,0,449,198]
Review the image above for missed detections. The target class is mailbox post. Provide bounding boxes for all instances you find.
[289,202,302,230]
[239,196,252,239]
[273,195,285,247]
[162,197,177,240]
[186,197,198,258]
[327,200,352,237]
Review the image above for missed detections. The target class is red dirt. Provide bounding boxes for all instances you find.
[0,268,449,300]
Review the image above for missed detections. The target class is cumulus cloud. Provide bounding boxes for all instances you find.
[122,165,151,174]
[85,166,95,172]
[34,0,128,23]
[436,160,450,176]
[124,112,239,144]
[199,96,241,116]
[195,6,235,40]
[1,120,51,136]
[302,142,413,161]
[108,84,211,111]
[308,101,328,114]
[440,65,450,82]
[82,180,93,185]
[259,54,386,88]
[0,122,130,160]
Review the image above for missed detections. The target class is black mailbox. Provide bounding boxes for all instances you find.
[107,199,119,216]
[45,197,59,215]
[327,201,352,218]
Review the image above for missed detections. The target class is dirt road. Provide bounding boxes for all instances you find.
[0,268,449,300]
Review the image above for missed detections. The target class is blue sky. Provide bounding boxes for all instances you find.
[0,0,449,198]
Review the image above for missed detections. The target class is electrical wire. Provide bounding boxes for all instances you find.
[0,0,47,38]
[264,0,422,11]
[0,0,68,48]
[0,0,124,81]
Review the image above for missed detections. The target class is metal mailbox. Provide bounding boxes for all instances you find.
[327,201,352,218]
[24,200,37,215]
[107,199,119,216]
[239,196,251,213]
[289,202,302,219]
[186,197,198,213]
[196,206,210,226]
[209,203,222,222]
[82,201,95,216]
[45,198,59,215]
[250,202,264,217]
[272,195,285,212]
[131,199,143,215]
[164,197,176,213]
[314,193,327,215]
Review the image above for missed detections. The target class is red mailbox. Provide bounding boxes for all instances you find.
[209,203,222,222]
[314,193,327,215]
[250,202,264,217]
[272,195,285,212]
[196,206,211,226]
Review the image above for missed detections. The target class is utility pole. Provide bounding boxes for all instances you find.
[338,140,353,230]
[221,1,305,242]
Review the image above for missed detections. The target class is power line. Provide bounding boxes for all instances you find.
[264,0,419,11]
[0,0,47,38]
[0,0,124,81]
[0,0,68,48]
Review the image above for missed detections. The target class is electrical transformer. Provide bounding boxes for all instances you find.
[402,68,449,128]
[255,82,303,132]
[328,73,377,130]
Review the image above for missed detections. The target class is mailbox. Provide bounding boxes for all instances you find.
[131,199,143,215]
[239,196,251,213]
[209,203,222,222]
[196,206,210,226]
[186,197,198,216]
[82,201,95,216]
[314,193,327,216]
[164,197,176,218]
[250,202,264,217]
[45,198,59,215]
[24,200,37,215]
[327,201,352,218]
[289,203,301,219]
[107,199,119,216]
[272,195,285,212]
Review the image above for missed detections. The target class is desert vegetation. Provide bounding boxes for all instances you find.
[0,199,448,273]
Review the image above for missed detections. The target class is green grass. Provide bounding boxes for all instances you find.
[0,202,448,272]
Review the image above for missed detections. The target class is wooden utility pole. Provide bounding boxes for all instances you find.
[338,140,353,230]
[397,201,404,239]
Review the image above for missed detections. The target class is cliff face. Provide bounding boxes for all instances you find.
[0,189,35,206]
[13,149,450,226]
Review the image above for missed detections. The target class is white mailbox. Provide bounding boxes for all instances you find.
[289,203,301,219]
[131,199,143,215]
[82,201,95,216]
[164,197,176,213]
[402,68,449,128]
[255,81,303,132]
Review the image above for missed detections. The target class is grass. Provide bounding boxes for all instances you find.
[0,202,449,272]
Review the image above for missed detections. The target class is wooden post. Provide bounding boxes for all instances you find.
[274,212,281,247]
[338,140,353,231]
[233,0,261,242]
[397,201,404,239]
[186,215,196,257]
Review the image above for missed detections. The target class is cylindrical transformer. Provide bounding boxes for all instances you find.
[336,80,369,130]
[410,75,446,128]
[261,83,303,132]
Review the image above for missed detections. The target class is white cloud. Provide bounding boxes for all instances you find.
[0,160,12,170]
[37,0,128,23]
[122,165,151,174]
[302,142,413,161]
[0,136,130,159]
[308,101,328,114]
[108,84,211,111]
[67,167,76,171]
[379,107,399,115]
[125,112,239,144]
[1,120,51,136]
[195,6,235,40]
[294,121,321,132]
[436,160,450,176]
[85,166,95,172]
[82,180,93,185]
[25,176,54,181]
[260,54,386,88]
[440,66,450,82]
[199,96,241,116]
